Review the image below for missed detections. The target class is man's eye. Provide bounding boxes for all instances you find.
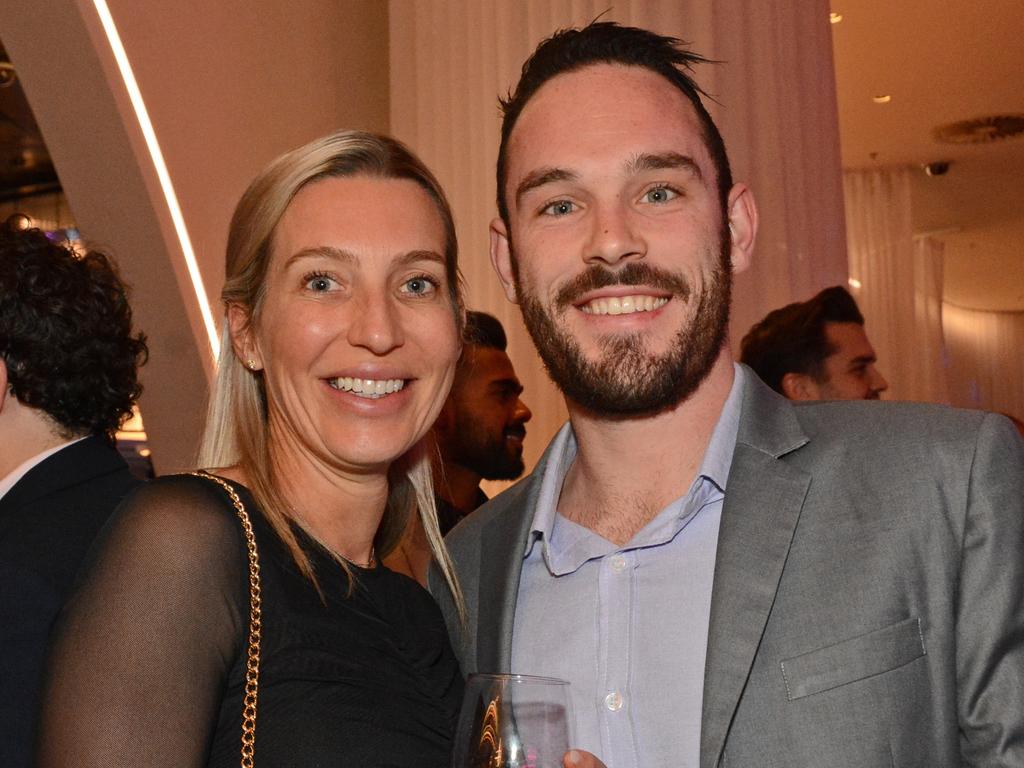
[643,186,679,204]
[401,275,438,296]
[542,200,576,216]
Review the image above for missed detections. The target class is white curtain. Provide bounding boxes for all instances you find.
[389,0,847,487]
[942,304,1024,419]
[843,168,949,404]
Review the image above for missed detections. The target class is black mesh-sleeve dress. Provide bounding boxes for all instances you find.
[36,474,463,767]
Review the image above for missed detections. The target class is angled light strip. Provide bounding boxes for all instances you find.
[92,0,220,361]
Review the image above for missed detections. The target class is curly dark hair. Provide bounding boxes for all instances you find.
[0,223,148,440]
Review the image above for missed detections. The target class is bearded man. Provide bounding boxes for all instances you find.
[429,21,1024,768]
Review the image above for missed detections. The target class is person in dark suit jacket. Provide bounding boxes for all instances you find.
[0,222,147,766]
[429,22,1024,768]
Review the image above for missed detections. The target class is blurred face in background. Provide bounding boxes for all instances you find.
[440,344,532,480]
[806,321,888,401]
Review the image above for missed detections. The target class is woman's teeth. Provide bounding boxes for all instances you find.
[329,377,406,398]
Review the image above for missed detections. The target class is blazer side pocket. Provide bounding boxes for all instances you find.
[780,616,925,701]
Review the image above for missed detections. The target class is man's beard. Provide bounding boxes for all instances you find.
[451,419,526,481]
[515,240,732,417]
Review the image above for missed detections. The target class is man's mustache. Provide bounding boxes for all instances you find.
[555,262,691,309]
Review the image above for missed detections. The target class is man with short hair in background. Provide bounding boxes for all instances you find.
[0,223,147,766]
[387,310,531,583]
[740,285,888,400]
[430,21,1024,768]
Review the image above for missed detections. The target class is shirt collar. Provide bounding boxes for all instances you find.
[0,436,87,502]
[523,364,746,559]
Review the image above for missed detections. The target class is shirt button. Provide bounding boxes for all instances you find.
[604,691,624,711]
[610,554,627,573]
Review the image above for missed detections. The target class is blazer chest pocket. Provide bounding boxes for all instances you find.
[780,616,925,701]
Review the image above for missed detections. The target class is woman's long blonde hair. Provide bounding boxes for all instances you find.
[198,130,464,615]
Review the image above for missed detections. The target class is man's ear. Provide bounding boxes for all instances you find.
[726,183,758,275]
[489,217,519,304]
[781,372,820,401]
[0,359,8,412]
[226,303,262,370]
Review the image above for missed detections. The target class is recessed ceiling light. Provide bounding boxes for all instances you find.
[830,12,843,24]
[872,95,892,104]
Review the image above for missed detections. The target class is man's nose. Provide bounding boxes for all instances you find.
[514,398,532,424]
[869,365,889,395]
[584,202,645,267]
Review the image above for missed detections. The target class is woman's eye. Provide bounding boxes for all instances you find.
[643,186,679,203]
[303,273,337,292]
[542,200,576,217]
[401,275,438,297]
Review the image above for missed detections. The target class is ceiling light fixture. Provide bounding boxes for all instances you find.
[872,95,892,104]
[848,278,862,290]
[91,0,220,361]
[829,12,843,24]
[934,114,1024,144]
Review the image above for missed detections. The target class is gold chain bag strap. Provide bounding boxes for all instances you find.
[189,471,262,768]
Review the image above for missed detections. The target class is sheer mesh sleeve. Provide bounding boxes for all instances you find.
[36,475,248,767]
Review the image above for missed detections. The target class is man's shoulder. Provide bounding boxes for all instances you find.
[446,471,537,551]
[789,398,992,444]
[775,398,1019,480]
[8,436,138,508]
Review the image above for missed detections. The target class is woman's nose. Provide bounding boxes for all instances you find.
[346,292,405,355]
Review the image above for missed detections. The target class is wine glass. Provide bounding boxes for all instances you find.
[452,673,573,768]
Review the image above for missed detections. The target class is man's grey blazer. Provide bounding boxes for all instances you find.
[430,371,1024,767]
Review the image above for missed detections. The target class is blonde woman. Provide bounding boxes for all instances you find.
[38,131,466,767]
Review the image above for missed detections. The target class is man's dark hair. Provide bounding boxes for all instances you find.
[740,286,864,394]
[0,224,148,441]
[463,310,507,351]
[496,21,733,226]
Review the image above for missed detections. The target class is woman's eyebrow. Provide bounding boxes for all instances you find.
[283,245,355,271]
[395,250,446,268]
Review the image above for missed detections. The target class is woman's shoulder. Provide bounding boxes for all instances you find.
[105,473,251,565]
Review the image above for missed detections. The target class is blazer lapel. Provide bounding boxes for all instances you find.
[700,373,811,768]
[475,466,545,673]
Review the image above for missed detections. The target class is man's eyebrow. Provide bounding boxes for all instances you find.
[514,167,578,208]
[849,354,877,366]
[627,152,703,180]
[490,377,524,394]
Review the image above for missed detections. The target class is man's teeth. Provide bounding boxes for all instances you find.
[328,377,406,398]
[580,295,669,316]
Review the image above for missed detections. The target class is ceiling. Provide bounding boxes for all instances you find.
[830,0,1024,311]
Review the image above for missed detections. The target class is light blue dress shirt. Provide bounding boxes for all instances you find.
[511,365,745,768]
